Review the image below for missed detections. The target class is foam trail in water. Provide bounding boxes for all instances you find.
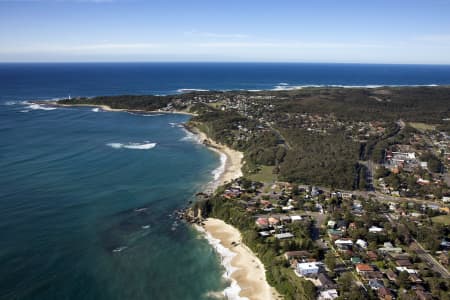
[195,226,248,300]
[26,103,57,111]
[106,142,157,150]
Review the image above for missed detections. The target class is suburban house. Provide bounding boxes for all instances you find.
[356,264,374,274]
[334,239,353,250]
[284,251,312,261]
[356,239,368,249]
[318,289,339,300]
[368,225,383,233]
[275,232,294,239]
[296,262,320,276]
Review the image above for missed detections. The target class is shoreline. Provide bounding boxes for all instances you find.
[184,127,282,300]
[40,101,198,116]
[185,125,243,189]
[196,218,281,300]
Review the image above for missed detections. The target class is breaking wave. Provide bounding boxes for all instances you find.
[195,226,248,300]
[177,88,210,93]
[26,103,57,111]
[212,153,227,181]
[271,83,441,91]
[106,142,157,150]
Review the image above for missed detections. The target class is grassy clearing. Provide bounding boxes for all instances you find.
[247,165,278,183]
[409,122,436,132]
[206,101,225,109]
[432,214,450,225]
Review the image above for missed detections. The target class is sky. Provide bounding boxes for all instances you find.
[1,0,450,63]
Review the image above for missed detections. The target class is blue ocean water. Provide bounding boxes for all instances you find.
[1,62,450,300]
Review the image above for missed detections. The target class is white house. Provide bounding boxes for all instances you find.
[290,215,302,222]
[420,161,428,169]
[334,239,353,249]
[396,267,418,274]
[275,232,294,239]
[282,205,294,211]
[318,289,339,300]
[356,239,368,249]
[297,262,320,276]
[369,226,383,233]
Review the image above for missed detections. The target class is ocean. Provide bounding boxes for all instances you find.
[1,62,450,300]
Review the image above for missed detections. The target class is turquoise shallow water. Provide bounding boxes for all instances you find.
[0,103,227,299]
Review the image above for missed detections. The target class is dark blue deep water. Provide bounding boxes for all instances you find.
[1,62,450,300]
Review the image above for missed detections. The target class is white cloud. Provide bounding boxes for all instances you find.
[193,41,386,49]
[184,30,249,39]
[0,43,165,54]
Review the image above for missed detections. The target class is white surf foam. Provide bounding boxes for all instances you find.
[106,142,157,150]
[4,101,26,106]
[26,103,57,111]
[180,128,202,143]
[270,83,444,91]
[141,113,164,117]
[177,88,209,93]
[195,226,248,300]
[128,112,164,117]
[112,246,128,253]
[92,107,100,112]
[212,152,227,181]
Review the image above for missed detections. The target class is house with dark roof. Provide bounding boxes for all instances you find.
[317,273,336,290]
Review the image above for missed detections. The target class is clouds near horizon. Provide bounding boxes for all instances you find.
[1,0,450,63]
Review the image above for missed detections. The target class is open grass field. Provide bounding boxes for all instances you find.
[432,214,450,225]
[409,122,436,132]
[247,165,278,183]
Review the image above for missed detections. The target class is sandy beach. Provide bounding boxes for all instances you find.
[192,128,243,187]
[199,218,281,300]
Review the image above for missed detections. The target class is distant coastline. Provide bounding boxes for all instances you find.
[43,101,198,116]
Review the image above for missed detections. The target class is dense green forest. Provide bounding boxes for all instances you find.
[278,129,359,189]
[268,87,450,123]
[58,95,175,111]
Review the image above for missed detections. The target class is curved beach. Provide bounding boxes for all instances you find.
[199,218,281,300]
[193,129,243,188]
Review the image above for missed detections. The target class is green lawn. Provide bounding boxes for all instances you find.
[206,101,225,109]
[408,122,436,132]
[432,215,450,225]
[247,165,278,183]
